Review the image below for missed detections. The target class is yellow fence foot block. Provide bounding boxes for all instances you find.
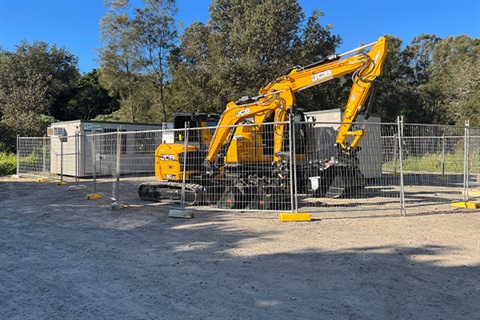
[279,213,311,222]
[86,193,103,200]
[37,178,49,182]
[451,201,480,209]
[56,181,68,185]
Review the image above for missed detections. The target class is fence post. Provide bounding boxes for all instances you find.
[288,114,297,213]
[397,116,406,216]
[60,136,64,183]
[42,135,47,177]
[180,122,189,209]
[463,120,470,202]
[16,135,20,176]
[441,134,446,176]
[91,131,97,193]
[113,127,122,204]
[393,133,398,174]
[75,131,79,182]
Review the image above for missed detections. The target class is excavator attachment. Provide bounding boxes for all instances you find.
[317,165,367,198]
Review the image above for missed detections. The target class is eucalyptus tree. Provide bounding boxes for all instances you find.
[288,9,342,112]
[133,0,178,123]
[98,0,143,122]
[421,35,480,126]
[98,0,178,123]
[168,0,342,113]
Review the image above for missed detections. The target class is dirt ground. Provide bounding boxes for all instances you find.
[0,176,479,320]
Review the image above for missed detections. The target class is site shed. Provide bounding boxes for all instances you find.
[48,120,166,177]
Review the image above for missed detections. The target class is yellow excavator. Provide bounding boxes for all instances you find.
[138,36,388,209]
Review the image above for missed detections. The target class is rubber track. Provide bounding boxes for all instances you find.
[138,181,205,205]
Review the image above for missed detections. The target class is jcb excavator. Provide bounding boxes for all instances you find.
[138,36,388,209]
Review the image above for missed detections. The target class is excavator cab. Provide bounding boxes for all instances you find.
[172,112,219,150]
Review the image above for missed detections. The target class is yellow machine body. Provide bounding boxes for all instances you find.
[154,143,200,181]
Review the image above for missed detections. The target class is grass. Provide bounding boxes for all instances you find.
[0,152,16,176]
[383,152,480,174]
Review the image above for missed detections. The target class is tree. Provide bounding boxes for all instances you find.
[98,0,178,123]
[167,22,222,113]
[133,0,178,123]
[168,0,342,114]
[368,36,417,123]
[98,0,143,122]
[0,41,79,151]
[290,9,342,112]
[51,69,120,121]
[420,35,480,126]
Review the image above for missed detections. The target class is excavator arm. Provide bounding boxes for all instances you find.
[203,92,289,171]
[335,36,388,151]
[205,36,388,169]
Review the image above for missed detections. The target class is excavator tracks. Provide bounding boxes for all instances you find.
[138,181,206,205]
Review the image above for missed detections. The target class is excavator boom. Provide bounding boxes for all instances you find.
[205,36,388,167]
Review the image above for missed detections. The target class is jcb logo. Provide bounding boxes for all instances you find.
[236,107,250,117]
[160,154,175,161]
[311,69,332,82]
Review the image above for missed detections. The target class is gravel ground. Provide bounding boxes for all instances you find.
[1,176,479,319]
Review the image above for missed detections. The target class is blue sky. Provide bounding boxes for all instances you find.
[1,0,479,73]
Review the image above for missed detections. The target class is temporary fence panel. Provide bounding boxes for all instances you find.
[297,121,403,212]
[174,121,296,211]
[82,129,155,202]
[17,120,480,215]
[17,137,52,178]
[465,125,480,201]
[399,123,474,208]
[50,134,79,179]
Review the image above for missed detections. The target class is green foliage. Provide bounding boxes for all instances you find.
[168,0,342,114]
[98,0,177,123]
[418,35,480,126]
[0,152,16,176]
[0,41,80,150]
[133,0,178,122]
[50,69,120,121]
[383,151,480,174]
[0,2,479,137]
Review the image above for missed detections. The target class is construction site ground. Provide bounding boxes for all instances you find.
[1,176,479,319]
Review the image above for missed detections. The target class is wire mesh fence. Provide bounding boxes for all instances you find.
[17,136,52,179]
[16,119,480,215]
